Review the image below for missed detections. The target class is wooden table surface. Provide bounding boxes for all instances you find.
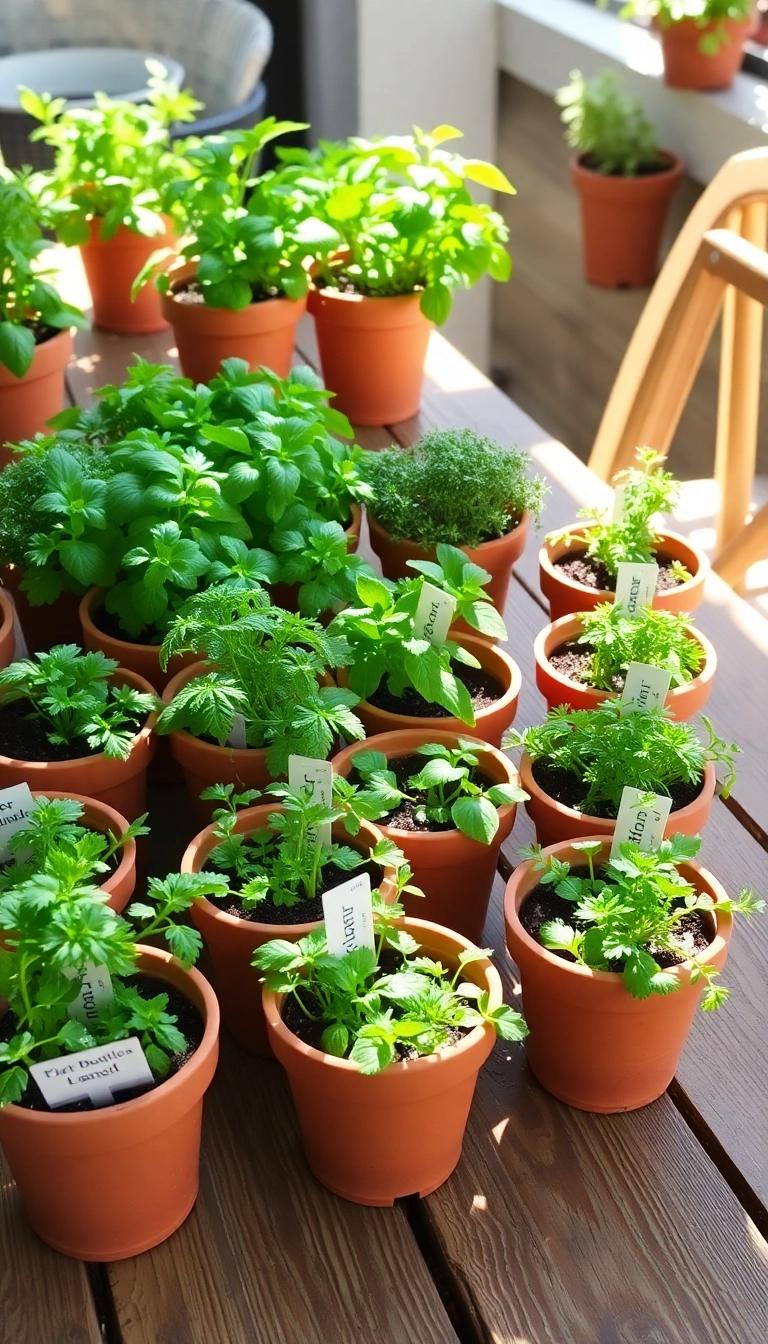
[2,262,767,1344]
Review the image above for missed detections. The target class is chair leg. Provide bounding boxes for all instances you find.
[712,499,768,587]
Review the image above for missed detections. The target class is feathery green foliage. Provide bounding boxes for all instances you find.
[556,70,662,176]
[576,602,703,690]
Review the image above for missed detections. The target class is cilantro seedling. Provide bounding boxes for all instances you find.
[0,795,149,894]
[575,602,703,691]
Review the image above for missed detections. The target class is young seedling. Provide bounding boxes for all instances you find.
[556,69,664,176]
[573,602,703,691]
[0,795,149,893]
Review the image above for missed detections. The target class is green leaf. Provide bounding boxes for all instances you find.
[320,1022,349,1057]
[0,322,36,378]
[59,540,114,586]
[462,160,516,194]
[451,795,499,845]
[355,574,393,610]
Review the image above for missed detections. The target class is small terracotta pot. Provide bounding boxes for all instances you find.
[504,838,732,1112]
[79,587,196,693]
[571,152,683,289]
[332,729,520,944]
[268,503,362,615]
[0,589,15,667]
[2,567,82,654]
[80,219,176,334]
[263,917,501,1204]
[183,807,392,1056]
[519,753,717,848]
[30,789,137,912]
[539,526,708,622]
[0,668,157,821]
[307,285,432,425]
[338,634,521,748]
[655,15,752,90]
[533,612,715,721]
[161,261,306,385]
[0,945,219,1259]
[0,329,73,467]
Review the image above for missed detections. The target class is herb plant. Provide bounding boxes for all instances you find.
[0,795,148,894]
[347,740,527,844]
[573,602,703,691]
[254,896,526,1072]
[522,835,762,1008]
[607,2,752,54]
[0,646,159,761]
[278,124,515,323]
[157,585,364,776]
[508,702,738,816]
[365,429,545,549]
[556,70,663,176]
[273,518,378,617]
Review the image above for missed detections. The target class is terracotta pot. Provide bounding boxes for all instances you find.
[337,634,521,748]
[533,612,715,722]
[30,789,137,912]
[519,752,717,848]
[307,284,432,425]
[0,589,15,667]
[0,945,219,1259]
[332,729,520,944]
[79,587,196,693]
[0,329,73,468]
[80,219,176,334]
[0,668,157,821]
[161,261,306,385]
[571,151,683,289]
[2,567,82,654]
[539,526,709,622]
[504,838,732,1111]
[263,917,501,1204]
[655,15,752,90]
[183,807,392,1056]
[367,511,530,630]
[268,503,362,615]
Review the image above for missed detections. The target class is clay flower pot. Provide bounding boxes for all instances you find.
[263,917,502,1205]
[2,567,82,655]
[332,729,521,944]
[0,945,219,1260]
[0,329,73,467]
[539,526,708,622]
[337,634,522,748]
[183,806,392,1056]
[161,261,306,385]
[30,789,138,912]
[80,219,176,334]
[533,612,716,721]
[655,15,753,90]
[0,588,15,667]
[504,838,732,1112]
[0,668,157,821]
[571,152,683,289]
[519,752,717,848]
[367,511,530,628]
[79,586,196,693]
[307,285,432,425]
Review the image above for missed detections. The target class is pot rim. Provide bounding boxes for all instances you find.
[263,915,502,1074]
[80,587,163,659]
[30,787,136,894]
[164,258,302,312]
[539,525,709,602]
[571,149,684,184]
[519,751,716,830]
[0,326,74,389]
[0,588,14,642]
[366,509,531,559]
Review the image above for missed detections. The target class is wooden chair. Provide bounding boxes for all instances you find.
[588,148,768,588]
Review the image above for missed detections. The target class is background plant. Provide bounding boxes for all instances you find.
[556,70,662,176]
[576,602,703,690]
[365,428,545,548]
[605,2,753,54]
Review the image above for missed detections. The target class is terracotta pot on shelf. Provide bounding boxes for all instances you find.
[518,752,717,848]
[161,261,306,385]
[654,15,753,90]
[332,729,521,944]
[338,634,521,748]
[263,917,501,1205]
[80,218,176,334]
[183,806,393,1056]
[533,612,716,721]
[504,838,732,1112]
[79,586,196,693]
[0,668,157,821]
[0,945,219,1260]
[571,151,683,289]
[307,284,432,426]
[0,588,15,667]
[2,567,82,654]
[30,789,138,912]
[0,329,73,468]
[539,526,709,622]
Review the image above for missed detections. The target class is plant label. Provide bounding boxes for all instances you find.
[227,713,248,749]
[323,871,375,957]
[65,961,115,1027]
[0,782,34,864]
[29,1036,155,1110]
[289,755,333,848]
[414,582,456,648]
[611,483,628,524]
[621,662,672,713]
[611,787,672,858]
[614,563,658,618]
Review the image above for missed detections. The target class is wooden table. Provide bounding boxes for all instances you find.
[2,282,768,1344]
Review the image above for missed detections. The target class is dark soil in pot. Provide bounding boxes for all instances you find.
[529,758,704,819]
[546,638,701,692]
[0,974,204,1113]
[24,319,60,347]
[348,753,495,833]
[554,551,684,593]
[172,279,282,305]
[202,856,384,925]
[0,700,146,762]
[315,272,425,299]
[367,664,504,719]
[93,606,163,648]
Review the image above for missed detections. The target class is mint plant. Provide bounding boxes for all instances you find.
[254,896,526,1072]
[273,518,378,618]
[508,703,738,816]
[522,835,762,1008]
[556,70,663,176]
[574,602,703,691]
[0,646,159,761]
[0,795,148,894]
[365,428,545,549]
